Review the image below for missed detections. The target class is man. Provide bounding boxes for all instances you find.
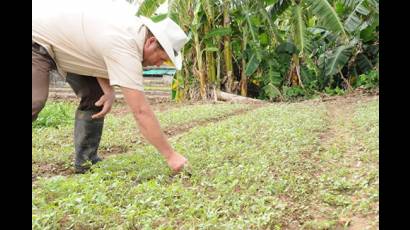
[32,0,188,173]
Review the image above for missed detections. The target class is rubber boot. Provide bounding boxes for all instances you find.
[74,110,104,173]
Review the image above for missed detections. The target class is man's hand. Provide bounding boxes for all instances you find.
[92,77,115,119]
[92,92,115,119]
[166,151,188,173]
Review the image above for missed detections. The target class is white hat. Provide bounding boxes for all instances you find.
[140,16,188,70]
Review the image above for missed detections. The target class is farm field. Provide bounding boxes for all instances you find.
[32,95,379,229]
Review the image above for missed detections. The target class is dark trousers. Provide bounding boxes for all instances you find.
[33,42,105,170]
[32,41,104,120]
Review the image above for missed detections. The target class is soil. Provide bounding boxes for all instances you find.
[299,92,379,229]
[99,145,130,157]
[32,161,74,182]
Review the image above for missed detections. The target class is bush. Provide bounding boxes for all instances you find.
[324,86,345,96]
[283,86,306,99]
[355,70,379,89]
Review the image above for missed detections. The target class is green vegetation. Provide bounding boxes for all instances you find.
[32,101,254,177]
[138,0,379,101]
[32,97,379,229]
[32,1,379,228]
[32,101,77,128]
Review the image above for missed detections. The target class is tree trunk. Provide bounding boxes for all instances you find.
[288,54,304,88]
[194,31,207,100]
[217,91,265,104]
[240,57,247,96]
[223,0,234,93]
[204,24,216,84]
[239,26,248,96]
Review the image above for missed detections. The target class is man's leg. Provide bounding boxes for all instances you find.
[32,47,52,121]
[66,73,105,173]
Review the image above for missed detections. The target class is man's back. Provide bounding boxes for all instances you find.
[32,0,145,88]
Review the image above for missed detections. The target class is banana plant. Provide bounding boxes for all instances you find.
[201,0,220,93]
[268,0,313,88]
[305,0,348,42]
[228,0,284,97]
[268,0,378,91]
[320,0,379,89]
[167,0,378,100]
[136,0,167,16]
[169,0,224,100]
[168,0,196,101]
[222,0,235,93]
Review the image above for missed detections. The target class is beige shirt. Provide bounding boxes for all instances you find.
[32,0,146,91]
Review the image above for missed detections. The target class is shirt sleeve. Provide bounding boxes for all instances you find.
[102,40,144,92]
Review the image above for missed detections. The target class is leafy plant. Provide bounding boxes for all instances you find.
[283,85,306,99]
[325,86,345,95]
[32,102,76,128]
[136,0,166,17]
[355,69,378,89]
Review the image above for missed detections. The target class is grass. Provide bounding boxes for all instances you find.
[32,97,379,229]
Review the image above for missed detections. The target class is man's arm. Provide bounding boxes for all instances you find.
[121,86,187,172]
[96,77,114,94]
[92,77,115,119]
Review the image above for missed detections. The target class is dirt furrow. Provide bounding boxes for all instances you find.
[299,95,378,229]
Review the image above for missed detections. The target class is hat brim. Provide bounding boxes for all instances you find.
[140,16,182,70]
